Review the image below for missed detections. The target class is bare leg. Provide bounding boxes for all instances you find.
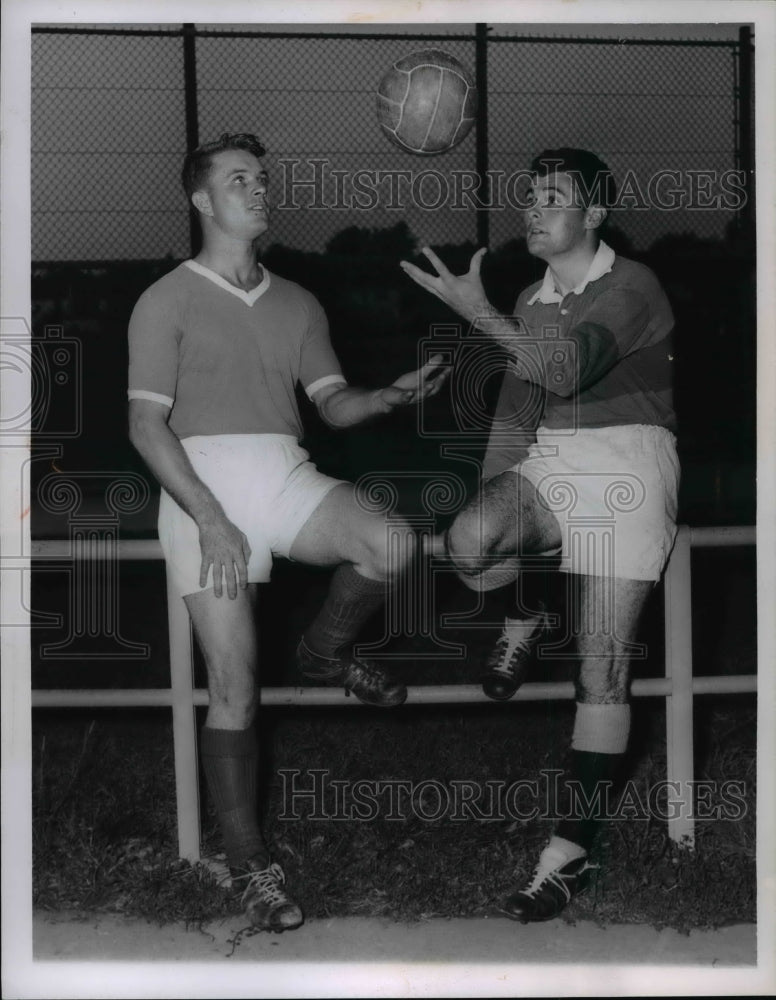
[573,575,653,705]
[184,584,259,730]
[289,482,414,580]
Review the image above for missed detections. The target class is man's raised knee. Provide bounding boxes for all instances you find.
[445,512,490,581]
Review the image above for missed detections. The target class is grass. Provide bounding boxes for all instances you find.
[32,698,756,934]
[31,548,757,933]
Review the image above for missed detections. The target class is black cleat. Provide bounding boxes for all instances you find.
[481,604,548,701]
[498,850,596,923]
[296,639,407,708]
[230,858,304,932]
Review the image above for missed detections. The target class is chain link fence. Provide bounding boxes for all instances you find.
[32,25,750,262]
[487,36,743,251]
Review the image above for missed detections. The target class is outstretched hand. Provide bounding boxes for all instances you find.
[400,246,490,322]
[375,353,450,411]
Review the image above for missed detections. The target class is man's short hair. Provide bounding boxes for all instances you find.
[181,132,267,200]
[530,148,617,210]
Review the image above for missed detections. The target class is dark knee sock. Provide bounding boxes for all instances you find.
[303,563,388,657]
[555,750,625,851]
[200,725,268,868]
[555,703,631,853]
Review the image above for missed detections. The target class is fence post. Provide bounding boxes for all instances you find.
[474,23,490,249]
[663,526,695,848]
[736,25,754,238]
[167,574,201,861]
[182,22,200,257]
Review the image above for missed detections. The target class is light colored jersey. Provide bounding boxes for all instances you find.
[128,260,344,439]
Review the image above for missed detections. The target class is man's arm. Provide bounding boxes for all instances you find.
[128,399,251,599]
[400,246,524,338]
[311,354,449,428]
[400,247,647,399]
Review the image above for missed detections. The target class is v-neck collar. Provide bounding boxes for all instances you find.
[184,259,271,306]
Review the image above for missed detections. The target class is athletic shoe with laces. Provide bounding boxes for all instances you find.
[229,857,304,932]
[481,603,549,701]
[498,847,597,923]
[296,639,407,708]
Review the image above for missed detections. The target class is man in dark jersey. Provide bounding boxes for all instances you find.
[401,148,679,922]
[128,133,447,931]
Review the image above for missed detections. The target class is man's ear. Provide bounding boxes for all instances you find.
[585,206,607,231]
[191,190,213,217]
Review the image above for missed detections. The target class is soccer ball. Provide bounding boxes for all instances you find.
[376,49,477,155]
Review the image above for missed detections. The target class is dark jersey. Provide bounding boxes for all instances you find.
[482,243,676,478]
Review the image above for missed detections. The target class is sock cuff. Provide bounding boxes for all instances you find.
[201,725,257,758]
[545,835,588,864]
[571,702,631,755]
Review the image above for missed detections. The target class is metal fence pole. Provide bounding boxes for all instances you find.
[166,573,201,861]
[475,23,489,249]
[737,25,755,238]
[182,22,200,257]
[663,526,695,848]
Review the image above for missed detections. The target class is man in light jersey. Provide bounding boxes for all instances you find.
[128,133,447,932]
[401,148,679,922]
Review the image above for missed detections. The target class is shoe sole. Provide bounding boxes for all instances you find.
[248,909,305,933]
[481,682,521,701]
[495,871,594,923]
[344,685,408,708]
[495,902,559,923]
[301,673,407,707]
[251,919,304,933]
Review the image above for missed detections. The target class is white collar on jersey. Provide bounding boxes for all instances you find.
[526,241,615,306]
[184,259,271,306]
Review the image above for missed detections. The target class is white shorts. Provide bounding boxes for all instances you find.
[514,424,680,581]
[158,434,346,596]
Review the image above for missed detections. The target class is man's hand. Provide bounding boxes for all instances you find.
[375,353,450,412]
[400,246,490,323]
[198,514,252,599]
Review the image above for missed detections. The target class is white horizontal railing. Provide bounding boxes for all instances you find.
[30,524,757,859]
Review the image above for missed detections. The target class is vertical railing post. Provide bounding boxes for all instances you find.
[167,573,201,861]
[663,526,695,848]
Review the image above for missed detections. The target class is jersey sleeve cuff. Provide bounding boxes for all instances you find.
[127,389,174,408]
[305,374,347,400]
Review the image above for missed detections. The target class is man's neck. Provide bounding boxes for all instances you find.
[545,242,598,296]
[195,235,262,291]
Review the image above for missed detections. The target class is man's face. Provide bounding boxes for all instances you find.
[194,148,270,240]
[524,170,591,261]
